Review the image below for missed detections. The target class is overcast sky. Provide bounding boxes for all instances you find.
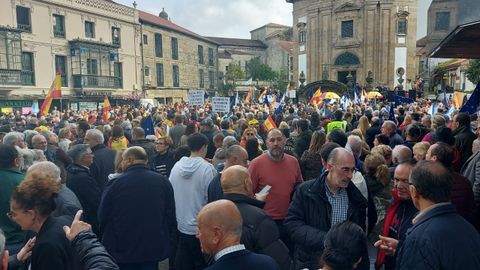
[117,0,432,39]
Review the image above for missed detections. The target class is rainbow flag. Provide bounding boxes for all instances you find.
[39,72,62,116]
[102,96,111,123]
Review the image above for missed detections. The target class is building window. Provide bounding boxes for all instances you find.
[0,31,22,71]
[198,45,204,64]
[53,14,65,38]
[155,33,162,57]
[209,70,215,89]
[334,52,360,66]
[299,31,306,43]
[143,34,148,45]
[55,55,67,87]
[16,6,31,32]
[144,66,150,77]
[156,63,164,87]
[85,21,95,38]
[435,12,450,31]
[114,62,123,88]
[341,20,354,38]
[397,19,407,35]
[112,27,121,46]
[87,59,98,75]
[208,47,214,66]
[173,65,179,87]
[171,37,178,60]
[199,69,204,88]
[21,52,34,85]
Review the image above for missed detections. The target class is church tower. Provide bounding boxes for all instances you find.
[287,0,418,90]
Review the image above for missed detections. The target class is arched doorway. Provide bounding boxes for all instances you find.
[334,52,360,85]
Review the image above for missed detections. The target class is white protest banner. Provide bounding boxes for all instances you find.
[188,90,205,106]
[212,97,230,113]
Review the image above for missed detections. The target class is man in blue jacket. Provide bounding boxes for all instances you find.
[375,160,480,270]
[98,146,176,270]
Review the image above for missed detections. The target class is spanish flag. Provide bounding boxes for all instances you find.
[258,88,267,103]
[245,87,252,104]
[102,96,111,123]
[262,115,277,132]
[39,72,62,116]
[310,87,322,104]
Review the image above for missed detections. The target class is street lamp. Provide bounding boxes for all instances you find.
[298,70,306,104]
[346,72,353,97]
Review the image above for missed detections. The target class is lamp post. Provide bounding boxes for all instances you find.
[299,70,306,104]
[346,72,353,98]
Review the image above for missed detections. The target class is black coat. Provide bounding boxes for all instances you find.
[66,163,101,234]
[224,193,291,270]
[149,151,176,178]
[366,124,381,149]
[453,126,477,168]
[31,216,81,270]
[129,139,156,162]
[98,164,176,264]
[396,203,480,269]
[205,249,279,270]
[90,144,116,191]
[294,130,312,158]
[71,231,119,270]
[284,172,368,270]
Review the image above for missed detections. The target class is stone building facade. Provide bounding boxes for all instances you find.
[287,0,418,90]
[0,0,141,109]
[425,0,458,55]
[139,10,219,103]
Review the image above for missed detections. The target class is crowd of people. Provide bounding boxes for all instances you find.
[0,96,480,270]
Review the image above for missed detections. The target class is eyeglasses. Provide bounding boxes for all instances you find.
[246,133,255,136]
[155,142,166,145]
[331,164,356,174]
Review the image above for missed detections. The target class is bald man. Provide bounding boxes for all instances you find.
[196,200,279,270]
[221,166,291,270]
[284,148,369,270]
[208,145,249,203]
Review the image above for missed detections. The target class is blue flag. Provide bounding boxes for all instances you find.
[389,105,395,121]
[141,115,155,136]
[394,95,414,105]
[460,83,480,115]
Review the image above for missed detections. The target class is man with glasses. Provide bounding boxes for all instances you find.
[375,161,480,269]
[284,147,369,270]
[375,162,417,270]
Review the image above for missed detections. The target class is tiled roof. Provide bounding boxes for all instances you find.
[205,37,267,48]
[250,23,291,33]
[138,10,218,45]
[417,36,427,47]
[277,40,295,53]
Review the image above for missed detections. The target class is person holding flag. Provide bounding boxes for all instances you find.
[39,72,62,116]
[102,96,111,124]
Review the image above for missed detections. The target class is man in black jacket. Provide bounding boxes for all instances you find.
[84,129,116,191]
[98,146,176,270]
[221,165,291,270]
[284,147,369,270]
[66,144,102,235]
[129,127,156,162]
[294,119,312,158]
[452,112,477,168]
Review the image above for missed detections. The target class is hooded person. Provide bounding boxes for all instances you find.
[169,133,216,270]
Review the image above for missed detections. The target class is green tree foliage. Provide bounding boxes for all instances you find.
[246,57,277,81]
[225,63,245,81]
[466,59,480,84]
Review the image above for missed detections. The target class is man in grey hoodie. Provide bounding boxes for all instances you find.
[169,133,216,270]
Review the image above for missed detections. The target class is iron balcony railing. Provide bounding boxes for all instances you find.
[73,74,122,89]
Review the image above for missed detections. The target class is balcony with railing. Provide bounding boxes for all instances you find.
[73,75,122,89]
[17,23,31,32]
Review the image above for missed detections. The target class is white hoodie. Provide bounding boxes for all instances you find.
[169,156,216,235]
